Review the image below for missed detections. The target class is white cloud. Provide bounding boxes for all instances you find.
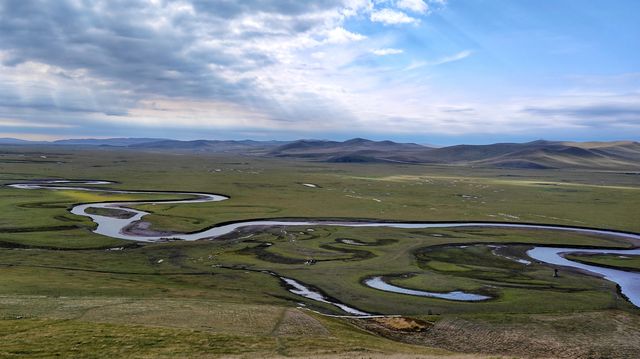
[0,118,74,128]
[11,1,633,141]
[0,132,64,141]
[1,1,449,139]
[324,27,366,44]
[405,50,473,70]
[396,0,429,14]
[124,99,273,128]
[372,48,404,56]
[432,49,473,64]
[370,8,418,25]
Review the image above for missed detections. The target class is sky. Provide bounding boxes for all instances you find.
[0,0,639,145]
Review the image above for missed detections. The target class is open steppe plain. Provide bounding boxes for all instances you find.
[1,146,639,358]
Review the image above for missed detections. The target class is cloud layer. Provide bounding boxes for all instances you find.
[0,0,638,142]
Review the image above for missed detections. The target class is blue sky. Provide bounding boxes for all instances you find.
[0,0,638,144]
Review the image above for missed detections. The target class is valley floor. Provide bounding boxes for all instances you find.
[1,146,639,358]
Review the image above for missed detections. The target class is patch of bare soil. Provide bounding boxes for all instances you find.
[85,207,136,219]
[272,309,330,336]
[370,316,432,332]
[349,310,640,359]
[122,220,178,237]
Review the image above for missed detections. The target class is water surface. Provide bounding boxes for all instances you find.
[364,276,491,301]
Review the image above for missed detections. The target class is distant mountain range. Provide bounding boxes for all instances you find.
[0,137,168,146]
[267,138,640,169]
[419,140,640,169]
[129,139,289,153]
[52,138,168,146]
[0,137,287,153]
[267,138,427,163]
[1,137,638,169]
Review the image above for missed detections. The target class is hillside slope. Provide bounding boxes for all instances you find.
[268,138,429,163]
[266,139,640,169]
[129,139,288,153]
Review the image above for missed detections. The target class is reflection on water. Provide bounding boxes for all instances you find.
[364,276,491,301]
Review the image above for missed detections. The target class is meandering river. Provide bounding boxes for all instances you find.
[8,179,640,309]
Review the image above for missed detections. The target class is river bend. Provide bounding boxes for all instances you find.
[8,179,640,308]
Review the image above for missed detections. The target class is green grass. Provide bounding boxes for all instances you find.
[84,206,136,219]
[2,147,640,240]
[566,253,640,271]
[0,146,639,357]
[0,315,447,358]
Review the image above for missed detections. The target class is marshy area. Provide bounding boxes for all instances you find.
[1,146,639,358]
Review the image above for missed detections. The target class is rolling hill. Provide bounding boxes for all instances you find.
[267,138,428,163]
[129,139,289,153]
[266,139,640,169]
[1,137,638,169]
[0,137,52,145]
[52,138,168,146]
[424,140,640,169]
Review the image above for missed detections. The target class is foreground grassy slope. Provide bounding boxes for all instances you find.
[0,145,639,357]
[0,313,451,358]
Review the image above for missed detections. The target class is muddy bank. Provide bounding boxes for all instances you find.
[122,221,179,237]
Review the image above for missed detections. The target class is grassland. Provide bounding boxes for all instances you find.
[566,253,640,271]
[0,145,639,358]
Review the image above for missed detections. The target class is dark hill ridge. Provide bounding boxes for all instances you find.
[1,137,638,169]
[129,139,289,153]
[267,139,640,169]
[475,141,640,169]
[53,138,168,146]
[268,138,427,163]
[0,137,45,144]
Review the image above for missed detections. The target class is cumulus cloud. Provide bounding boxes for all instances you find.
[372,48,404,55]
[0,1,375,131]
[325,27,367,44]
[370,8,418,25]
[0,0,445,139]
[396,0,429,14]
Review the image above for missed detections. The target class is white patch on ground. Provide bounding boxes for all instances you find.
[302,183,318,188]
[341,239,367,246]
[530,214,586,224]
[460,194,480,199]
[497,213,520,219]
[345,194,383,202]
